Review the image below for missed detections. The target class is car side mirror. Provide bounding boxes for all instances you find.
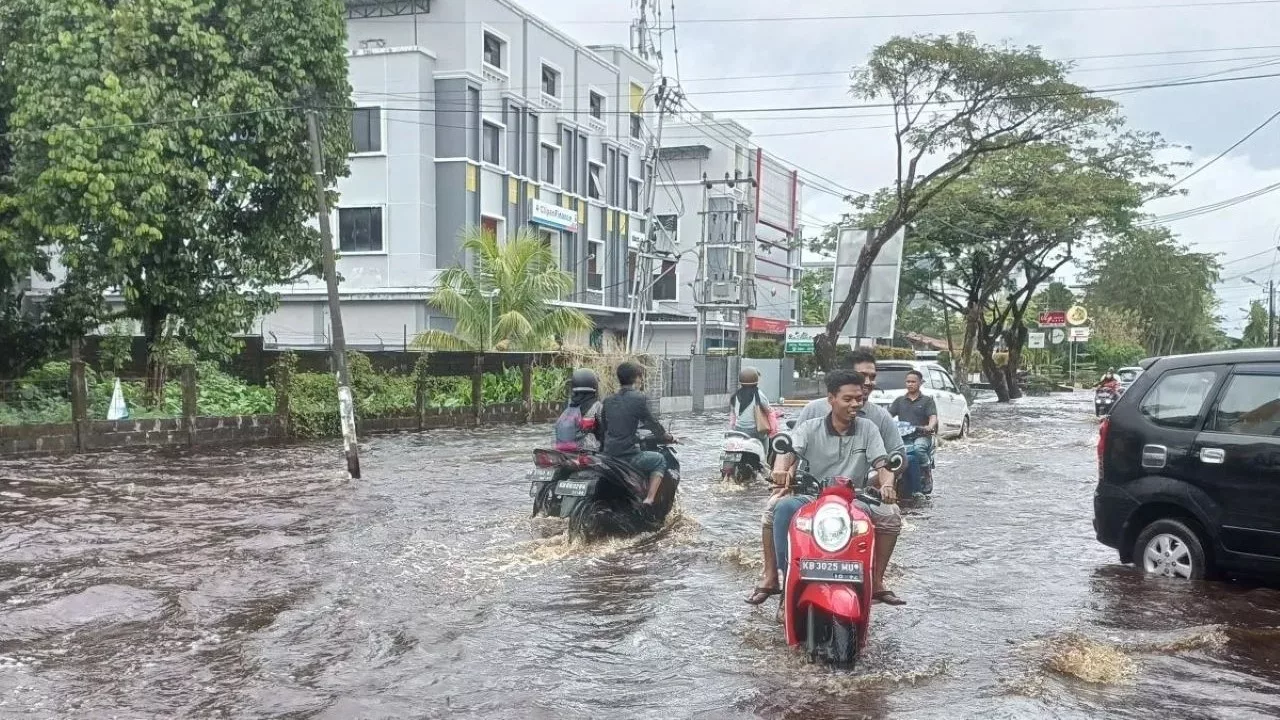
[770,433,794,456]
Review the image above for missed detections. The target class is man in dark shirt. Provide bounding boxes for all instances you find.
[601,361,673,505]
[887,370,938,498]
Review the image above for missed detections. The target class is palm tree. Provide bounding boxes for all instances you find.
[412,226,593,351]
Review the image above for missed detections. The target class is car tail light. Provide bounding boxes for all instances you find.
[1097,417,1110,464]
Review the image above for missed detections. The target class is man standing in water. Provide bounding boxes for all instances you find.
[601,362,673,506]
[746,350,905,606]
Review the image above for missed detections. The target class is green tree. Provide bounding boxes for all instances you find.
[1241,300,1269,348]
[1084,227,1222,356]
[903,136,1173,401]
[413,228,592,352]
[798,267,831,325]
[816,33,1118,368]
[1,0,351,399]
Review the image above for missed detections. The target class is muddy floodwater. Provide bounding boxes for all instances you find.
[2,393,1279,719]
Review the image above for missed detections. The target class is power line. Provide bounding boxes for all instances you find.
[1160,106,1280,194]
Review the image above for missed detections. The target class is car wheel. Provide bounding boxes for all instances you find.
[1133,518,1210,580]
[958,415,970,439]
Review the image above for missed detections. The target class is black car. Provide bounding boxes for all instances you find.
[1094,349,1280,582]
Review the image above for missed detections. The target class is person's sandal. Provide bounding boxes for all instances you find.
[745,587,781,605]
[873,590,906,606]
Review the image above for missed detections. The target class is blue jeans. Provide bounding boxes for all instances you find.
[903,437,933,496]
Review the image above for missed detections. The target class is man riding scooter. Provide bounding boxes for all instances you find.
[888,370,938,500]
[746,350,905,606]
[770,370,904,606]
[600,362,675,506]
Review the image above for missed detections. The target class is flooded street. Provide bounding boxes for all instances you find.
[2,392,1279,719]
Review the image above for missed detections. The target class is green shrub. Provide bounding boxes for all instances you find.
[744,339,782,359]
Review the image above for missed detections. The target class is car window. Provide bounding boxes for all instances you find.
[928,368,948,392]
[1210,373,1280,436]
[876,368,911,391]
[1118,369,1140,383]
[936,369,959,393]
[1139,369,1218,430]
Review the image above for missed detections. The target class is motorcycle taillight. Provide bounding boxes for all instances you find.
[534,450,561,468]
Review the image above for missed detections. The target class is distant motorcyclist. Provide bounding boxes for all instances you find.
[552,368,604,453]
[729,367,777,445]
[888,370,938,500]
[601,362,674,506]
[1096,368,1119,390]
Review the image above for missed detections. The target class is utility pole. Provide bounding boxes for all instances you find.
[693,171,757,356]
[306,109,361,480]
[1269,280,1275,347]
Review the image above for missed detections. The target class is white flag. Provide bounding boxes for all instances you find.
[107,378,129,420]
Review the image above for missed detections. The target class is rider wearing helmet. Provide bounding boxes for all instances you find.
[552,368,604,453]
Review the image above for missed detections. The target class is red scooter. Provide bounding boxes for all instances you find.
[770,433,892,670]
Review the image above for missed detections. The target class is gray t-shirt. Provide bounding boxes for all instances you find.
[888,393,938,428]
[791,415,888,484]
[794,397,905,455]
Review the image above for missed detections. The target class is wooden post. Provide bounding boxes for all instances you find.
[181,364,198,446]
[472,353,484,426]
[274,359,292,438]
[521,356,534,424]
[415,369,428,431]
[69,338,88,451]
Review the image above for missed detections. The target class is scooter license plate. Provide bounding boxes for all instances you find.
[556,480,590,497]
[799,559,864,584]
[722,452,743,462]
[528,469,554,497]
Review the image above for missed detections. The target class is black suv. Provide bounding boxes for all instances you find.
[1094,349,1280,582]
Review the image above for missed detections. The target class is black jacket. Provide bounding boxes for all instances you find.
[600,386,667,456]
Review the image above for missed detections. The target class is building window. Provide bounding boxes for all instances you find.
[652,259,677,301]
[338,207,383,253]
[483,31,505,69]
[351,107,381,154]
[540,143,558,185]
[541,64,560,97]
[628,179,642,212]
[482,121,502,165]
[481,215,501,242]
[655,214,678,246]
[587,240,604,290]
[588,162,603,200]
[630,113,643,140]
[589,91,604,119]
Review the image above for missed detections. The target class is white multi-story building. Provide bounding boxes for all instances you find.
[640,113,802,355]
[261,0,657,350]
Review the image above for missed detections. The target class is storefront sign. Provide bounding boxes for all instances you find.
[1038,311,1067,328]
[746,316,790,335]
[529,199,579,232]
[785,325,824,355]
[1069,326,1092,342]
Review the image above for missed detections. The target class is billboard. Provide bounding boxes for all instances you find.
[755,149,798,233]
[829,227,906,340]
[1038,311,1067,328]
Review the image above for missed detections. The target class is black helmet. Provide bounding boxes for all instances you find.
[571,368,599,392]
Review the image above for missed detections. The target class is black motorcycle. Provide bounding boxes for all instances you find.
[530,430,680,541]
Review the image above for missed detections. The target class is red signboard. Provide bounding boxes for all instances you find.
[746,316,790,335]
[1038,311,1067,328]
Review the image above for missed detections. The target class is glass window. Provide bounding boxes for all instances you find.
[540,144,558,185]
[587,240,603,290]
[630,113,643,139]
[588,163,603,200]
[483,32,504,68]
[876,368,911,391]
[1210,373,1280,436]
[589,91,604,119]
[482,122,501,165]
[928,368,947,391]
[1139,369,1218,430]
[936,369,959,393]
[541,64,560,96]
[629,179,642,212]
[338,207,383,253]
[652,260,678,301]
[351,107,381,153]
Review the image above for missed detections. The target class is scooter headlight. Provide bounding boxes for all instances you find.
[812,502,853,552]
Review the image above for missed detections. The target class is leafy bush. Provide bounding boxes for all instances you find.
[1025,374,1060,396]
[743,339,782,359]
[872,346,917,360]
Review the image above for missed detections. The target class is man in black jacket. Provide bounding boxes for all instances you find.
[601,361,673,505]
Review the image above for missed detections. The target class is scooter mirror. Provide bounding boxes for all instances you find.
[770,433,794,456]
[886,452,905,473]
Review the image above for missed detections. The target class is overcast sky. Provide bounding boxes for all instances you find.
[518,0,1280,333]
